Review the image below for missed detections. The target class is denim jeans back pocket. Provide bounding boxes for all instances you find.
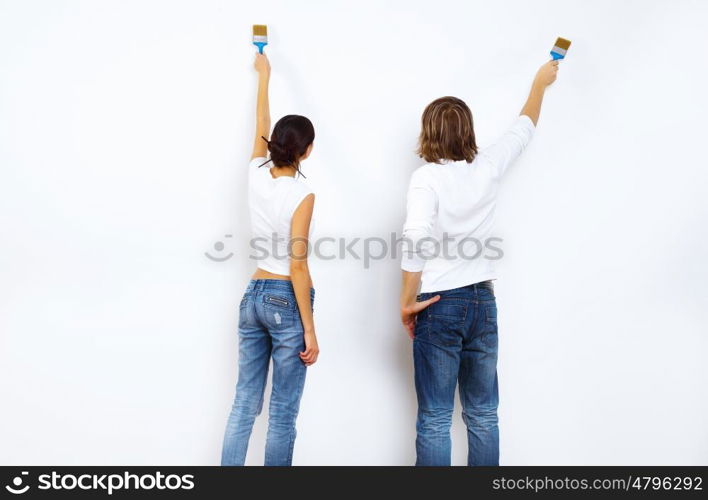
[416,297,467,347]
[428,297,468,321]
[265,294,292,308]
[263,293,296,330]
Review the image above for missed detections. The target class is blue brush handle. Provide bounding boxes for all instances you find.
[550,51,564,60]
[254,42,267,54]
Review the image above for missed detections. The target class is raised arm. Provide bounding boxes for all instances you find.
[520,60,558,126]
[251,53,271,160]
[479,59,558,177]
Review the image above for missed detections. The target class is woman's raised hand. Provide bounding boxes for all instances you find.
[254,53,270,78]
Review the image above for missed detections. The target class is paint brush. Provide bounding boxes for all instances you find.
[253,25,268,54]
[550,37,571,60]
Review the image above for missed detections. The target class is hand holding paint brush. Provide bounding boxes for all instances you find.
[528,37,569,91]
[254,51,270,77]
[521,50,562,125]
[534,59,559,87]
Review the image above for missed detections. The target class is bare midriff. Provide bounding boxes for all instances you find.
[252,267,313,288]
[252,268,290,280]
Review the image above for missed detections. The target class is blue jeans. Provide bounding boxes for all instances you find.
[221,279,314,466]
[413,281,499,466]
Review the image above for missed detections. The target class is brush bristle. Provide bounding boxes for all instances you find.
[554,37,571,50]
[253,25,267,37]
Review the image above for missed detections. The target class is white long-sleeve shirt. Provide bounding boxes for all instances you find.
[401,115,535,293]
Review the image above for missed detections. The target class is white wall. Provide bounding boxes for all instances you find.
[1,0,707,465]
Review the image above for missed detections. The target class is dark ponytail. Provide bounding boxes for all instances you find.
[258,115,315,177]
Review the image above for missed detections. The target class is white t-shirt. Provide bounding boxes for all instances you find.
[248,157,313,275]
[401,115,535,293]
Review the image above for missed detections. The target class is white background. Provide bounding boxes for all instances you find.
[1,0,707,465]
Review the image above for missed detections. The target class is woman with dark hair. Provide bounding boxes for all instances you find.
[399,60,559,466]
[221,53,318,466]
